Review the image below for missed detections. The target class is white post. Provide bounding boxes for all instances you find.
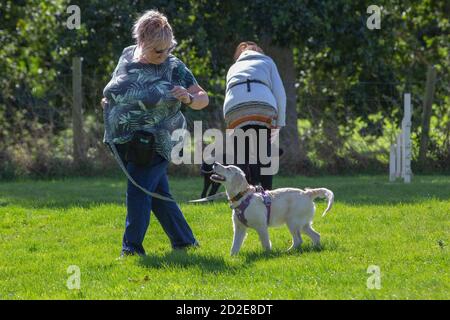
[401,119,406,179]
[396,133,402,178]
[403,93,412,183]
[389,144,396,181]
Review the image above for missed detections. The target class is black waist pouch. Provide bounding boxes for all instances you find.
[125,131,155,166]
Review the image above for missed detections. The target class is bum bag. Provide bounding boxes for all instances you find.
[123,130,155,167]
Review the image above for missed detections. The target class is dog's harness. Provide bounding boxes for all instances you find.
[230,186,272,227]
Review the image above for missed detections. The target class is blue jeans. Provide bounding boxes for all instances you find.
[121,154,198,255]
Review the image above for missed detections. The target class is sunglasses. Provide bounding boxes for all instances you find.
[154,44,176,54]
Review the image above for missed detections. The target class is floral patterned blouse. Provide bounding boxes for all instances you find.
[103,45,197,161]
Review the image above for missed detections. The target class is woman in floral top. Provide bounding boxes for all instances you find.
[102,10,208,256]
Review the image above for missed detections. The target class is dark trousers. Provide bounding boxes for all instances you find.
[233,125,273,190]
[115,144,197,255]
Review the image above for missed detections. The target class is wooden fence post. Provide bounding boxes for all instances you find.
[418,65,437,166]
[72,57,86,164]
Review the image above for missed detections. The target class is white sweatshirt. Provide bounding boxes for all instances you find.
[223,50,286,127]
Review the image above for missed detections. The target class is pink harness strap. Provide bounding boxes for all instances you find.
[234,186,271,227]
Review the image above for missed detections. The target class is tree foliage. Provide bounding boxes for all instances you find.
[0,0,448,177]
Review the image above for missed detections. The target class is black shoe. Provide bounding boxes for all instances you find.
[172,240,200,250]
[119,249,146,258]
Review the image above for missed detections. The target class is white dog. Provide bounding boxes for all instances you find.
[211,163,334,255]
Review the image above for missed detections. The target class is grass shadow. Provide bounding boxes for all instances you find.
[277,175,450,205]
[0,177,205,209]
[0,178,126,209]
[242,241,338,263]
[138,249,238,274]
[1,175,448,210]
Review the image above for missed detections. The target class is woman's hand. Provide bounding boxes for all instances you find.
[171,85,209,110]
[171,86,191,105]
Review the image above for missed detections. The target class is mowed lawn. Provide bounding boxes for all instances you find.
[0,174,448,300]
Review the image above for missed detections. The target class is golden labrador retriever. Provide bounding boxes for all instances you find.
[211,163,334,255]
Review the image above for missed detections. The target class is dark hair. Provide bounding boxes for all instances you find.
[233,41,265,62]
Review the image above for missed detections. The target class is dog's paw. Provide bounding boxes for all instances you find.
[287,245,302,253]
[312,243,323,251]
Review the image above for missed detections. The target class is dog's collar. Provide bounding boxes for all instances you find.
[229,186,253,204]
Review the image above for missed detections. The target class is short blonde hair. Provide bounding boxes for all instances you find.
[132,10,176,53]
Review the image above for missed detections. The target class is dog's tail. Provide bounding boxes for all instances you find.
[304,188,334,217]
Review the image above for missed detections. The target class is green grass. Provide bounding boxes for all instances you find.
[0,175,449,299]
